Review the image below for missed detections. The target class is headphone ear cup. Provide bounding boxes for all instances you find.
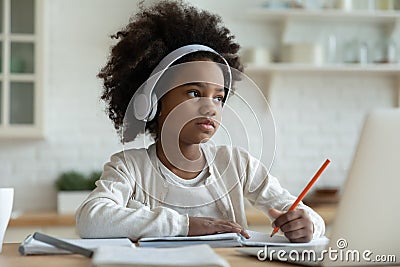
[133,93,150,121]
[147,93,158,121]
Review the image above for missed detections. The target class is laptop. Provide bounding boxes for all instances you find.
[238,109,400,266]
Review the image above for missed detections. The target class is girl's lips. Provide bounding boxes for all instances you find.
[196,118,215,127]
[197,123,215,131]
[196,118,215,131]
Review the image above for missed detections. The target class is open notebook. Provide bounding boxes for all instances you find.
[138,230,329,248]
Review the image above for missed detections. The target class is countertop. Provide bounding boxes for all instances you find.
[8,205,336,228]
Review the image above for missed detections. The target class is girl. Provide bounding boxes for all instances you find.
[76,0,325,243]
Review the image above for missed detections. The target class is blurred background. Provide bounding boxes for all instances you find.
[1,0,399,241]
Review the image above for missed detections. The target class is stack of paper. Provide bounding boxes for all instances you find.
[138,230,329,248]
[18,234,134,255]
[92,245,230,267]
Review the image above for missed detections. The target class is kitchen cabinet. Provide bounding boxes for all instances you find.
[0,0,43,138]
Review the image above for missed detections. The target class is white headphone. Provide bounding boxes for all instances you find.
[133,44,232,122]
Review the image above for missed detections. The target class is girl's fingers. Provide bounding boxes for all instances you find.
[225,221,243,229]
[216,220,250,238]
[284,227,313,243]
[240,228,250,239]
[280,218,305,232]
[214,223,241,233]
[197,217,249,237]
[273,210,302,228]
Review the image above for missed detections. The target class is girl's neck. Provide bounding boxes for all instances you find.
[155,141,206,180]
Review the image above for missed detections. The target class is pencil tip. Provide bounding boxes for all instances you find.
[270,232,275,238]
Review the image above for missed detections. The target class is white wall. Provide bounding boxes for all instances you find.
[0,0,398,211]
[269,73,396,194]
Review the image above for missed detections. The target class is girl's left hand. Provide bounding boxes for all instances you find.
[268,208,314,243]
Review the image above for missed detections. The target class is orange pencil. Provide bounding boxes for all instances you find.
[270,159,331,238]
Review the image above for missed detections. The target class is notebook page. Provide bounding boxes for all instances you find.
[241,230,329,247]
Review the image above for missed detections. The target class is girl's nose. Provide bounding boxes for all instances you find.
[198,98,217,117]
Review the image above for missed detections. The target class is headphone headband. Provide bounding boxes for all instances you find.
[133,44,232,121]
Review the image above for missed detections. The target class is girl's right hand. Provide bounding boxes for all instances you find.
[188,217,250,238]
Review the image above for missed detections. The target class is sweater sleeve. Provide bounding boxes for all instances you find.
[241,150,325,239]
[75,153,189,241]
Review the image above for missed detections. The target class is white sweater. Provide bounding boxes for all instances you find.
[75,143,325,241]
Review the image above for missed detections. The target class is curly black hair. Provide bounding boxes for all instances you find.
[98,0,243,143]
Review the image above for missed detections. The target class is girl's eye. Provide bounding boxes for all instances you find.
[188,91,201,98]
[214,96,224,102]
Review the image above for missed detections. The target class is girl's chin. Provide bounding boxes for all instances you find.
[180,134,214,145]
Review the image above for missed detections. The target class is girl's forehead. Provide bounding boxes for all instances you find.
[159,61,226,95]
[173,82,225,93]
